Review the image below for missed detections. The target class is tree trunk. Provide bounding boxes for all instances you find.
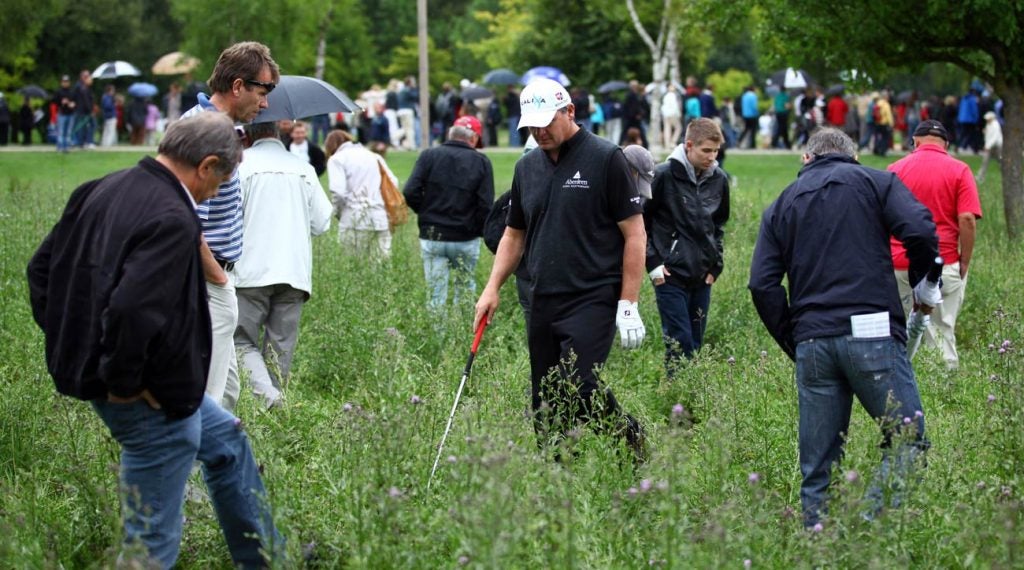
[997,82,1024,239]
[314,6,333,81]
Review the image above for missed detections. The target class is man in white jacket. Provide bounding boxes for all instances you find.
[234,121,333,409]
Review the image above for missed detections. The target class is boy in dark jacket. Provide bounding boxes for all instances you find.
[645,118,730,376]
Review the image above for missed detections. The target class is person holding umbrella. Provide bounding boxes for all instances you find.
[179,41,280,410]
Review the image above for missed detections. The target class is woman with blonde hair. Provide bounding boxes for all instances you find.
[325,130,398,258]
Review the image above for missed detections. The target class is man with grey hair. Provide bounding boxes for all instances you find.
[749,127,939,528]
[181,41,280,410]
[404,114,494,311]
[234,121,332,408]
[27,113,280,568]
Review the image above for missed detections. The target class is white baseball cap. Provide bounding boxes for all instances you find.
[518,78,572,130]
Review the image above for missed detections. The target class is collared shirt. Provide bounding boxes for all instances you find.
[234,137,333,295]
[181,94,244,262]
[888,143,982,269]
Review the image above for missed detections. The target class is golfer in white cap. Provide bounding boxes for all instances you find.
[474,77,649,462]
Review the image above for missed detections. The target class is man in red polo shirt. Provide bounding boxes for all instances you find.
[889,119,982,369]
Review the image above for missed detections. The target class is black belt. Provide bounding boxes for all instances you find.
[215,258,235,272]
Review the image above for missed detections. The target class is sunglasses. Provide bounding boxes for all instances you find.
[243,79,276,93]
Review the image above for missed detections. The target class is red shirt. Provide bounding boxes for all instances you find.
[889,143,982,269]
[826,96,848,127]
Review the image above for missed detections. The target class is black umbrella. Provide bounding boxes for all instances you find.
[482,69,520,85]
[826,84,845,97]
[460,86,494,100]
[597,80,630,94]
[17,85,48,99]
[253,75,360,124]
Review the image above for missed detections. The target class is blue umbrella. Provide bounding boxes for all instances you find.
[521,66,570,87]
[127,82,159,98]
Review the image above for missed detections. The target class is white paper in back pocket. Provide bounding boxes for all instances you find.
[850,312,890,338]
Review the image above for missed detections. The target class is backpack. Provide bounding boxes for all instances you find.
[483,190,512,254]
[870,101,880,124]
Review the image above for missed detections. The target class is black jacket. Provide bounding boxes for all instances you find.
[403,140,494,241]
[644,152,730,288]
[27,157,212,418]
[287,140,327,177]
[748,154,937,360]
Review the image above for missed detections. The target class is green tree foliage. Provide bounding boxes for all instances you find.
[381,36,460,93]
[705,69,752,103]
[0,0,66,73]
[753,0,1024,239]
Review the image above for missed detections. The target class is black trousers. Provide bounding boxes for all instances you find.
[527,284,623,435]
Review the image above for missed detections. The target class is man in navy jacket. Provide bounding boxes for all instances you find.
[749,128,939,528]
[28,114,280,569]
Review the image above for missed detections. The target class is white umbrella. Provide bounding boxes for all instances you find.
[92,61,142,79]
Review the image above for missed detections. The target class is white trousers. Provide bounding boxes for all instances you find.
[896,262,967,368]
[205,272,241,409]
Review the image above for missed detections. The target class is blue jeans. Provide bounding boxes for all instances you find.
[56,114,74,151]
[795,335,928,526]
[419,238,480,311]
[654,282,711,376]
[92,395,280,569]
[507,118,521,146]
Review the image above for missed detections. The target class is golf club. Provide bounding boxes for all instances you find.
[428,318,488,490]
[907,256,944,359]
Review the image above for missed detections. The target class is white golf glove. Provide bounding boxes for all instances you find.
[648,265,666,282]
[616,300,645,349]
[913,277,942,309]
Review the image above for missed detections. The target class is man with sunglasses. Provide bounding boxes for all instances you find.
[181,42,280,411]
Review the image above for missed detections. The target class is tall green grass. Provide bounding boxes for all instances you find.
[0,148,1020,568]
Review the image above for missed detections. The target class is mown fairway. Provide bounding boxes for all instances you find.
[0,147,1021,568]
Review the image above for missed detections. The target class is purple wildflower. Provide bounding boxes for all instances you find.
[1001,339,1012,349]
[342,402,353,412]
[903,416,912,425]
[744,559,752,569]
[640,479,653,492]
[845,470,859,483]
[998,347,1007,354]
[410,395,422,405]
[914,410,924,419]
[627,487,639,497]
[748,472,761,484]
[812,522,824,533]
[988,394,997,404]
[447,455,457,464]
[458,555,470,566]
[671,403,685,416]
[388,486,403,499]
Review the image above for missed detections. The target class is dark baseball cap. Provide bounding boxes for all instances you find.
[913,120,948,141]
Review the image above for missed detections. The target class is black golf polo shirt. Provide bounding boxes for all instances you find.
[508,127,642,295]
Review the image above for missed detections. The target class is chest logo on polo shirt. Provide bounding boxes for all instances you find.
[563,170,590,190]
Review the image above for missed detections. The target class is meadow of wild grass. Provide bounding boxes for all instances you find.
[0,147,1021,568]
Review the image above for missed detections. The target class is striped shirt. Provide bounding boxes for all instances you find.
[181,94,244,262]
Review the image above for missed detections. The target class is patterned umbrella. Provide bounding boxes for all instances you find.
[92,61,142,79]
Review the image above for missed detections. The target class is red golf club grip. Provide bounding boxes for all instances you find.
[471,318,488,354]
